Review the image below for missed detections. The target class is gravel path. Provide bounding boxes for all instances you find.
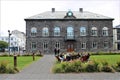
[0,55,120,80]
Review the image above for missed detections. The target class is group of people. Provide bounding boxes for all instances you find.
[54,48,90,62]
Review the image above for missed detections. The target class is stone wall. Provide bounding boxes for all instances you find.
[26,20,113,54]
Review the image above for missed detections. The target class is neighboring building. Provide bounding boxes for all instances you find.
[113,24,120,50]
[0,35,20,52]
[11,30,26,51]
[0,30,26,52]
[25,8,114,54]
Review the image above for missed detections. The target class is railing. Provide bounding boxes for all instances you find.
[65,36,76,41]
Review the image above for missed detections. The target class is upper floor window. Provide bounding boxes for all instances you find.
[67,27,74,37]
[31,27,37,36]
[80,27,86,36]
[42,27,49,37]
[54,27,60,36]
[102,27,108,36]
[91,27,97,36]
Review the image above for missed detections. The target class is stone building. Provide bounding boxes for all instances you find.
[25,8,114,54]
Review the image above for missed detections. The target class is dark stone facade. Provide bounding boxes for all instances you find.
[25,19,113,54]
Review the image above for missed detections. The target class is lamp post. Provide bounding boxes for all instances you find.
[8,30,12,56]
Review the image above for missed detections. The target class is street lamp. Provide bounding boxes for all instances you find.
[8,30,12,56]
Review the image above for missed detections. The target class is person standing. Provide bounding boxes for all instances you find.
[54,48,57,56]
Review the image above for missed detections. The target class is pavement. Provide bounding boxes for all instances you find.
[0,55,120,80]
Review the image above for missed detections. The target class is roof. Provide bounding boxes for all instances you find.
[114,24,120,29]
[25,11,114,20]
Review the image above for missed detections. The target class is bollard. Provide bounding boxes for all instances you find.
[14,55,17,68]
[33,53,35,61]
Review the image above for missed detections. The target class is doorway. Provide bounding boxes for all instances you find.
[66,42,74,52]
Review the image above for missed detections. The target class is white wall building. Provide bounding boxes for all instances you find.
[0,30,26,52]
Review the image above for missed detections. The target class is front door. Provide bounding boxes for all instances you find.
[67,42,74,52]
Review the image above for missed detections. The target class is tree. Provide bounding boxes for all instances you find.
[0,41,8,52]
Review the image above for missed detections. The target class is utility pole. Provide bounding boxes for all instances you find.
[8,30,12,56]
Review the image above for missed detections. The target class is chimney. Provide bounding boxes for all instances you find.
[52,8,55,13]
[79,8,83,13]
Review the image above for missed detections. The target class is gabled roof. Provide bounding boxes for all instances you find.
[25,11,114,20]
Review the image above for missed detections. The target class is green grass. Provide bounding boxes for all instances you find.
[0,56,41,70]
[90,55,120,65]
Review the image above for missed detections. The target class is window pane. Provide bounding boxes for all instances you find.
[54,27,60,36]
[81,42,86,49]
[31,27,37,36]
[42,27,49,36]
[80,27,86,36]
[67,27,74,36]
[31,42,37,50]
[91,27,97,36]
[104,41,109,48]
[92,42,97,49]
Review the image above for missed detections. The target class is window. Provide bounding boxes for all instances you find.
[67,26,74,36]
[55,42,60,48]
[31,27,37,36]
[31,42,37,50]
[54,27,60,36]
[42,27,49,37]
[92,42,97,49]
[81,42,86,49]
[43,42,48,50]
[91,27,97,36]
[80,27,86,36]
[104,41,109,48]
[102,27,108,36]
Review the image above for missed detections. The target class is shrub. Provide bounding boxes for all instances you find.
[0,61,8,73]
[0,61,19,73]
[85,61,99,72]
[101,66,115,73]
[116,61,120,72]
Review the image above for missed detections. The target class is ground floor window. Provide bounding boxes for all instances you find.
[31,42,37,50]
[43,42,48,50]
[55,42,60,49]
[81,42,86,49]
[92,42,97,49]
[104,41,109,49]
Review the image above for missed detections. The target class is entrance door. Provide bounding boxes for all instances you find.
[67,43,74,52]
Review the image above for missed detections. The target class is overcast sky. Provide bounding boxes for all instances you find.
[0,0,120,36]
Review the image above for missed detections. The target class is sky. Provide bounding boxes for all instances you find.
[0,0,120,36]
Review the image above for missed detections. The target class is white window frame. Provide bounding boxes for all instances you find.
[31,42,37,50]
[81,42,86,49]
[55,42,60,49]
[31,27,37,36]
[80,27,86,36]
[92,42,97,49]
[102,27,108,36]
[104,41,109,49]
[91,27,97,36]
[43,42,48,50]
[42,27,49,37]
[54,27,60,36]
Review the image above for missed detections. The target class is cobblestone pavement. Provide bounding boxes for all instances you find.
[0,55,120,80]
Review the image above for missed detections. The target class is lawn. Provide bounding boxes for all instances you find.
[0,56,41,70]
[90,55,120,65]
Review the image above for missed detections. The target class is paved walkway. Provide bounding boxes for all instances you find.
[0,55,120,80]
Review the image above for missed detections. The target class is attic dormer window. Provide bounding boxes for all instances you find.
[68,11,73,16]
[64,10,76,19]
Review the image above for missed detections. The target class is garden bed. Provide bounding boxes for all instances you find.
[52,55,120,73]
